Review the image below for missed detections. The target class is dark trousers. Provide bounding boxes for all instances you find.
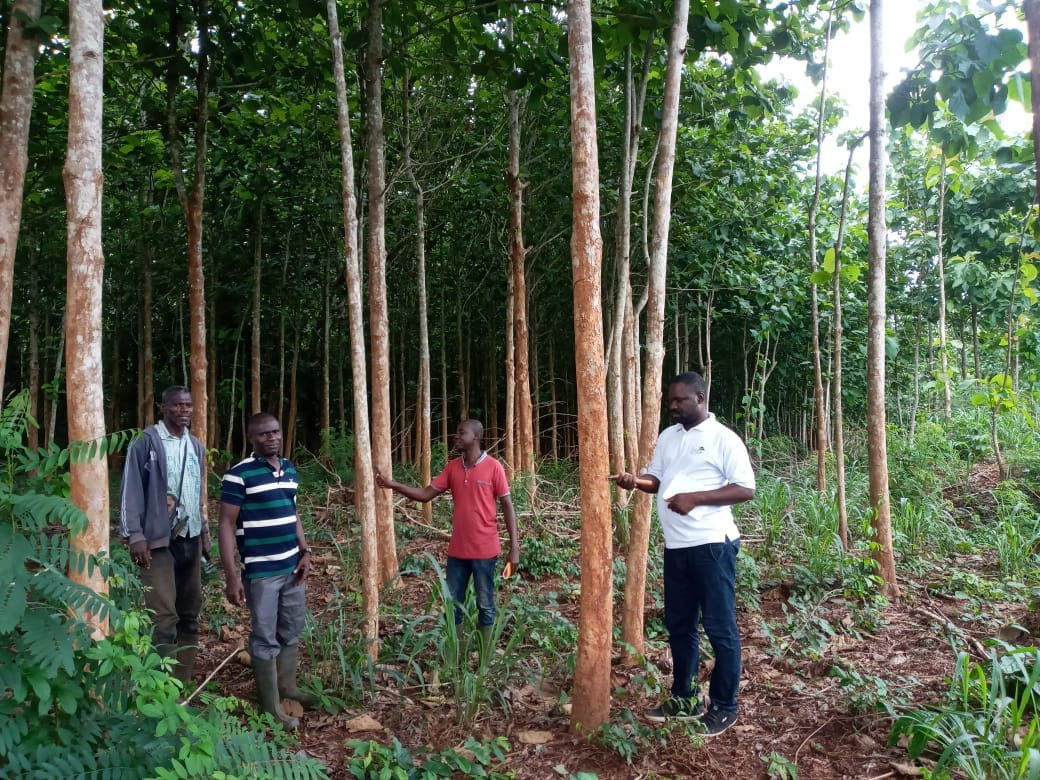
[140,535,202,648]
[445,556,497,626]
[663,539,741,711]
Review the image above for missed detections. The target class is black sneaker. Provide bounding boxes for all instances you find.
[698,706,738,736]
[645,697,705,722]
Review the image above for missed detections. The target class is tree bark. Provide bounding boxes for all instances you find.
[867,0,899,597]
[567,0,614,734]
[364,0,398,587]
[935,158,951,429]
[833,134,865,550]
[165,0,210,451]
[329,0,380,657]
[0,0,41,396]
[251,202,263,414]
[809,0,835,492]
[621,0,689,660]
[64,0,108,636]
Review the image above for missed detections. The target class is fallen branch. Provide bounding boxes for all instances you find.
[181,645,243,706]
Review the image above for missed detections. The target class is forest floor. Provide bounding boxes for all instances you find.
[188,471,1035,780]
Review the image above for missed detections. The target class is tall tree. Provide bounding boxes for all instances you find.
[365,0,398,587]
[328,0,379,657]
[505,16,535,488]
[64,0,108,636]
[867,0,899,597]
[567,0,613,734]
[620,0,689,659]
[165,0,210,450]
[0,0,42,396]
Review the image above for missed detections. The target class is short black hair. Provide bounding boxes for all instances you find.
[161,385,191,404]
[247,412,278,433]
[670,372,706,395]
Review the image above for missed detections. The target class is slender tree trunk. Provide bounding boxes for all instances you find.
[47,315,65,446]
[0,0,41,397]
[278,238,290,425]
[620,0,689,661]
[329,0,379,656]
[27,251,40,450]
[286,321,300,459]
[440,288,449,450]
[867,0,899,597]
[549,339,558,460]
[364,0,398,587]
[567,0,612,733]
[971,304,981,379]
[935,158,952,429]
[166,0,209,451]
[1025,0,1040,204]
[504,271,516,476]
[251,202,263,414]
[809,0,836,492]
[322,271,331,436]
[225,316,244,454]
[833,134,865,549]
[505,29,534,486]
[139,251,154,428]
[402,75,433,525]
[64,0,108,635]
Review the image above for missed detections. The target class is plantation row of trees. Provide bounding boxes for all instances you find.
[0,0,1037,737]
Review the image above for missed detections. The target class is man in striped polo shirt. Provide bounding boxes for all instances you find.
[218,413,317,729]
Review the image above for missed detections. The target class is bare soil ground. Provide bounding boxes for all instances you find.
[190,478,1033,779]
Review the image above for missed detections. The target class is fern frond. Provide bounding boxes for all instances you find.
[29,565,116,626]
[0,704,29,755]
[12,492,88,536]
[19,608,78,677]
[216,732,330,779]
[0,389,32,450]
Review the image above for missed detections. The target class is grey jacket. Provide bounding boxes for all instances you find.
[119,425,206,548]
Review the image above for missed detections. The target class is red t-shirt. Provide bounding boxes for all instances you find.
[431,452,510,559]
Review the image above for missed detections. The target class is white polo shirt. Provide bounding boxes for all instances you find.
[645,413,755,549]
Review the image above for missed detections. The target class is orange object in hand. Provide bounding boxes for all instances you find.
[502,560,514,579]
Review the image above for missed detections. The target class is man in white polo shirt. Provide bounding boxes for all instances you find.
[610,372,755,736]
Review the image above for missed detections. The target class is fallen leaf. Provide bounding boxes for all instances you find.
[345,714,383,732]
[236,650,252,667]
[517,730,554,745]
[892,762,922,776]
[282,699,304,718]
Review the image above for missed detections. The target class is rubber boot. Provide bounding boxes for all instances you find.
[478,624,494,659]
[173,638,199,691]
[253,657,300,730]
[276,645,321,709]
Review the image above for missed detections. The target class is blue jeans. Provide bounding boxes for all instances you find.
[445,556,497,627]
[663,539,741,711]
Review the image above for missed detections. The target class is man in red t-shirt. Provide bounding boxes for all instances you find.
[376,419,519,649]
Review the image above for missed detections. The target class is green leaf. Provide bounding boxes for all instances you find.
[822,247,836,274]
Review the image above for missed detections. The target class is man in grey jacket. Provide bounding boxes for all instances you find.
[120,385,209,688]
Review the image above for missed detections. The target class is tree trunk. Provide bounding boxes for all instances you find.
[278,240,290,426]
[165,0,210,451]
[402,75,433,525]
[251,202,263,414]
[809,0,836,493]
[329,0,380,657]
[504,271,516,475]
[0,0,41,397]
[27,254,40,451]
[833,134,865,550]
[322,269,331,436]
[867,0,899,597]
[138,223,154,429]
[285,319,300,459]
[567,0,613,734]
[935,158,952,429]
[620,0,689,661]
[364,0,398,588]
[64,0,108,637]
[505,22,534,486]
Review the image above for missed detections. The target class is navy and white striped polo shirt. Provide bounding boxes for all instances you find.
[221,456,301,580]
